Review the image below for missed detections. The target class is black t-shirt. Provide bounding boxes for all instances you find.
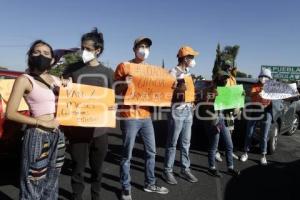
[64,61,114,88]
[63,62,114,138]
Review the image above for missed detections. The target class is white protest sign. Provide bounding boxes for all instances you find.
[261,80,299,100]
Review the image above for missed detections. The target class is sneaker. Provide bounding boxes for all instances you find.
[208,168,222,178]
[227,168,240,177]
[232,153,239,160]
[180,170,198,183]
[215,152,223,162]
[121,190,132,200]
[144,185,169,194]
[240,153,248,162]
[260,155,267,165]
[162,172,178,185]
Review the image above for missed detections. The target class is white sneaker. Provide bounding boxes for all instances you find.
[121,190,132,200]
[144,185,169,194]
[260,156,267,165]
[215,152,223,162]
[240,153,248,162]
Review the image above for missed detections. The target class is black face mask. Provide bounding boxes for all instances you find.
[29,54,52,72]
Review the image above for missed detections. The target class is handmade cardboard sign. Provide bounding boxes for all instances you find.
[56,83,116,127]
[123,63,175,106]
[0,79,29,112]
[123,63,195,106]
[261,80,299,100]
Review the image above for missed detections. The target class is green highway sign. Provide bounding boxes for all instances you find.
[261,65,300,81]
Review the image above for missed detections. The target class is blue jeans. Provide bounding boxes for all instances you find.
[120,118,156,191]
[20,128,65,200]
[164,106,193,173]
[206,115,234,169]
[244,111,272,154]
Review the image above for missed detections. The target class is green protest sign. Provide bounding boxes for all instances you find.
[214,85,245,111]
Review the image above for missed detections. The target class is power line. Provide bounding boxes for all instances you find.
[0,44,28,47]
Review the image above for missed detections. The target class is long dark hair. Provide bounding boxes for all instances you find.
[27,40,55,72]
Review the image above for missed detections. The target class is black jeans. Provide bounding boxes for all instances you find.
[70,134,108,200]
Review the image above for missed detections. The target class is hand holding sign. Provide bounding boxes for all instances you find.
[125,75,133,84]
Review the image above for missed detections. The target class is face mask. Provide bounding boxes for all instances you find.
[188,59,196,68]
[29,55,52,72]
[136,48,149,60]
[82,49,96,63]
[259,77,269,84]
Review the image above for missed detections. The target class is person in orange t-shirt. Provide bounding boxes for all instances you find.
[115,37,169,200]
[240,68,273,165]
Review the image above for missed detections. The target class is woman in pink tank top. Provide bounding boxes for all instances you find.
[6,40,70,200]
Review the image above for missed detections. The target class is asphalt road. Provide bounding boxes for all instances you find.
[1,121,300,200]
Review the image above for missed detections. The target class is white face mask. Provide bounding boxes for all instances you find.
[82,49,96,63]
[259,77,269,84]
[136,48,149,60]
[188,59,196,68]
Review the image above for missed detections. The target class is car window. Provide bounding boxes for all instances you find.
[195,80,213,102]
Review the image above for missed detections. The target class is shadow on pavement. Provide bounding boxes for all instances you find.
[0,156,20,200]
[225,159,300,200]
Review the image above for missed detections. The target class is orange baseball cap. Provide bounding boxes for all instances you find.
[177,46,199,58]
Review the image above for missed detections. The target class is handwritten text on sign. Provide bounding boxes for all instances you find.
[261,80,299,100]
[56,83,116,127]
[123,63,195,106]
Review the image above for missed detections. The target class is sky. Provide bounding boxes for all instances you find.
[0,0,299,79]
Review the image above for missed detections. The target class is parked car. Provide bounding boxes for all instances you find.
[193,77,300,154]
[0,70,29,157]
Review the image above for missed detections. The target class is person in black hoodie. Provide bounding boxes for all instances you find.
[63,28,114,200]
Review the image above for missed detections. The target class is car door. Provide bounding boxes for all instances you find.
[281,99,295,131]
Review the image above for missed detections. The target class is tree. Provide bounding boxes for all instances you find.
[49,52,81,76]
[212,43,240,80]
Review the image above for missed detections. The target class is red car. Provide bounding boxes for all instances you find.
[0,70,29,157]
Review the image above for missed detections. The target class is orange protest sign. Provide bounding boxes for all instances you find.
[56,83,116,127]
[184,76,195,102]
[123,63,176,107]
[0,79,29,112]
